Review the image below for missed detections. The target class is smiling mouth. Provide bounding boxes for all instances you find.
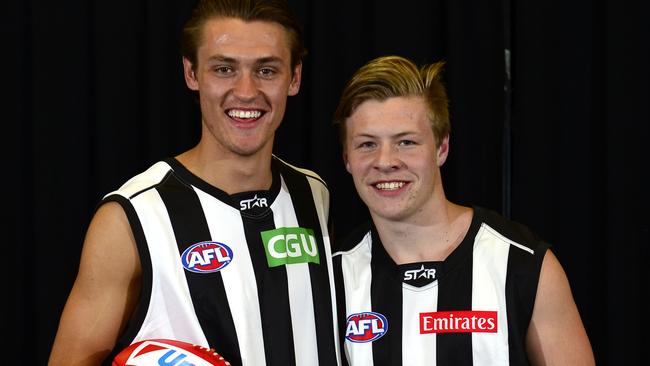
[374,181,406,190]
[227,109,264,120]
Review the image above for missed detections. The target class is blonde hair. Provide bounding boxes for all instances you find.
[333,55,450,148]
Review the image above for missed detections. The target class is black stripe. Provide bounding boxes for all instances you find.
[156,173,243,366]
[278,160,338,365]
[505,246,529,364]
[370,228,403,366]
[476,205,549,365]
[436,244,473,365]
[506,243,548,365]
[244,209,296,366]
[100,195,153,365]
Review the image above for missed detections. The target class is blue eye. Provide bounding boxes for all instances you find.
[358,141,376,149]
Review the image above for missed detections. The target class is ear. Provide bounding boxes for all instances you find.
[183,57,199,91]
[288,62,302,96]
[343,151,352,174]
[436,135,450,166]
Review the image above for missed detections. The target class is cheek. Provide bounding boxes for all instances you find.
[272,93,288,112]
[346,155,372,178]
[199,85,225,106]
[266,79,292,97]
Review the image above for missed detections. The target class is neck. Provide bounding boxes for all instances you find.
[176,144,273,194]
[373,201,473,264]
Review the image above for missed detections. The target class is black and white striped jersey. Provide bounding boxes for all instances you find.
[100,157,341,366]
[333,206,550,366]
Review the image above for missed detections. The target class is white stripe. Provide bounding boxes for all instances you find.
[482,224,534,255]
[272,155,325,183]
[131,189,209,347]
[196,188,267,366]
[472,223,511,366]
[273,177,318,366]
[305,176,342,366]
[402,283,438,365]
[340,232,374,366]
[106,161,171,199]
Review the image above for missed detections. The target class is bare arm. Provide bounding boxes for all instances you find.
[49,202,142,366]
[526,250,595,366]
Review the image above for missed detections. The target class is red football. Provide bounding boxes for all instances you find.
[112,339,230,366]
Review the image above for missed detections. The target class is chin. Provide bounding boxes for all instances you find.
[228,139,268,156]
[368,206,410,222]
[232,146,264,157]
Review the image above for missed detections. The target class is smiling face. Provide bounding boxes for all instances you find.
[183,17,301,158]
[344,96,449,223]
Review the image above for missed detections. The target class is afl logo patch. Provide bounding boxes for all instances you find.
[345,311,388,343]
[181,241,233,273]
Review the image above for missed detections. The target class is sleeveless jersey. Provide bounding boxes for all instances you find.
[333,206,550,366]
[100,157,341,366]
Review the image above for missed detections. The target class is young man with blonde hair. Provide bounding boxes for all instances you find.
[332,55,594,365]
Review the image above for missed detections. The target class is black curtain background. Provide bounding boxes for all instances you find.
[5,1,649,364]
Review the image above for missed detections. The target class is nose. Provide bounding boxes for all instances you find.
[374,144,402,171]
[233,72,258,101]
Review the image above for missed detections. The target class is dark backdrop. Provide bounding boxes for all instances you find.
[6,1,649,364]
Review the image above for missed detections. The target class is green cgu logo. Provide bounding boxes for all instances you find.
[260,227,320,267]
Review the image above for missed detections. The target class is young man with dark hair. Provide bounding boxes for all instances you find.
[49,1,341,365]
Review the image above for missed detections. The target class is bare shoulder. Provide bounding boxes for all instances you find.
[526,250,595,365]
[49,202,142,365]
[83,201,140,267]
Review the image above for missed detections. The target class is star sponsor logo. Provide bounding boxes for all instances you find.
[239,194,268,211]
[419,310,498,334]
[403,264,436,281]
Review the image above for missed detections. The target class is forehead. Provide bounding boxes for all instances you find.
[346,96,431,137]
[198,17,291,62]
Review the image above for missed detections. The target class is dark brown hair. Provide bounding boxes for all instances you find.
[180,0,307,71]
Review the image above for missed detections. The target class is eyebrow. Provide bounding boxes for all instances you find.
[205,55,284,66]
[206,55,236,64]
[255,56,284,65]
[352,131,419,139]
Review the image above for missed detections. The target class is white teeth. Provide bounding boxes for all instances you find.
[228,109,262,119]
[375,182,405,190]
